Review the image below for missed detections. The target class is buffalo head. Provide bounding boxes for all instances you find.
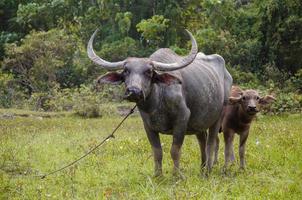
[87,29,198,102]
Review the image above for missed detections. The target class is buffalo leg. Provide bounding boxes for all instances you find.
[206,119,221,172]
[239,130,249,169]
[223,129,235,170]
[196,131,207,168]
[214,134,219,165]
[170,108,190,177]
[145,127,163,177]
[170,134,185,175]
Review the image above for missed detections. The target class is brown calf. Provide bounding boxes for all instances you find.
[217,86,275,169]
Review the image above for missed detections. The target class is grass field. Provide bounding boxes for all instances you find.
[0,109,301,199]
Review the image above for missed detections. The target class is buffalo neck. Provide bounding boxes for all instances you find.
[136,83,161,113]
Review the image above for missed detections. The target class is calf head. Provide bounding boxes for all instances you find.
[88,29,198,103]
[229,89,275,116]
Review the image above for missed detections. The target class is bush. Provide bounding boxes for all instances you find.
[22,83,125,117]
[285,69,302,93]
[258,88,302,114]
[0,71,27,108]
[136,15,170,47]
[227,66,259,88]
[99,37,143,61]
[2,29,89,92]
[268,92,302,114]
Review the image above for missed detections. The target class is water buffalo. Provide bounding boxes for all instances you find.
[217,86,276,170]
[87,29,233,176]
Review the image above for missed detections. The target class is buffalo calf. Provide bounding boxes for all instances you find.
[217,86,275,170]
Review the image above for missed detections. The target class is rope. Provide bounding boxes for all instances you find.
[20,105,137,179]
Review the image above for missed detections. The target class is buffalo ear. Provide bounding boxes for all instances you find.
[259,95,276,105]
[152,72,182,85]
[96,72,124,85]
[228,96,242,105]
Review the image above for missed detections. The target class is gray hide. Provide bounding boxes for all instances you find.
[89,31,232,176]
[138,49,233,175]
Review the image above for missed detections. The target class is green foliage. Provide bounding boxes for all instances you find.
[2,29,88,92]
[16,1,66,31]
[115,12,133,36]
[0,0,301,111]
[266,92,302,114]
[22,83,125,118]
[99,37,143,61]
[0,71,27,108]
[0,32,19,59]
[227,66,259,88]
[136,15,170,47]
[0,72,14,107]
[290,69,302,93]
[258,0,302,74]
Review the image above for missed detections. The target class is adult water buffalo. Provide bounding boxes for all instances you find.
[87,29,232,176]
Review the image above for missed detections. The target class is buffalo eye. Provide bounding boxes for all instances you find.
[256,96,260,100]
[123,68,130,76]
[242,96,246,100]
[144,69,153,77]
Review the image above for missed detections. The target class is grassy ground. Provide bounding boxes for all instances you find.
[0,110,301,199]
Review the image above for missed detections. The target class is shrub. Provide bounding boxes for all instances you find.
[2,29,88,92]
[268,92,302,114]
[227,65,259,88]
[22,83,125,117]
[98,37,142,61]
[136,15,170,47]
[0,71,27,108]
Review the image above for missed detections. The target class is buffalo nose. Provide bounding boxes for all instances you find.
[125,87,143,101]
[126,87,141,95]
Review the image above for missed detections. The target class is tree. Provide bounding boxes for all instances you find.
[136,15,170,47]
[258,0,302,74]
[2,29,89,93]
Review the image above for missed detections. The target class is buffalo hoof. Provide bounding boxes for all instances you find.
[239,166,246,171]
[153,170,163,178]
[172,168,186,180]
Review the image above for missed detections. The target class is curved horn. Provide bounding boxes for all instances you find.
[152,30,198,72]
[87,29,125,71]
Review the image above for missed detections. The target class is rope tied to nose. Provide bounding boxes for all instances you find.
[32,105,137,179]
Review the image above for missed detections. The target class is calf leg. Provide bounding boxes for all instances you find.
[223,129,235,170]
[144,127,163,177]
[239,130,249,169]
[196,131,207,168]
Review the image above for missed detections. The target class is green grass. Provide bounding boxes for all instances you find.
[0,111,301,199]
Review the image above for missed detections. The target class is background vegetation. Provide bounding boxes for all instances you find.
[0,0,301,114]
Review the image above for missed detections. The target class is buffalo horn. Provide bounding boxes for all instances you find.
[151,30,198,72]
[87,29,125,71]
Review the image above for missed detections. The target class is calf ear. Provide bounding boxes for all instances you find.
[96,72,124,85]
[153,72,182,85]
[259,95,276,105]
[228,96,242,105]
